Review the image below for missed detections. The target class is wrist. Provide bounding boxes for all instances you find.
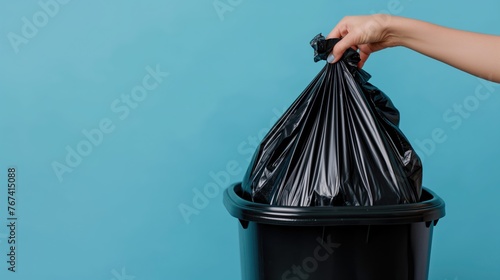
[385,15,415,48]
[382,15,402,47]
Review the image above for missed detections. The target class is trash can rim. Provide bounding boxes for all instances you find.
[223,182,445,226]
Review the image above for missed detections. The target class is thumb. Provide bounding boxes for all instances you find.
[330,33,358,63]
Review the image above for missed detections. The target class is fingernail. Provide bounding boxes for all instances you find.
[327,54,334,63]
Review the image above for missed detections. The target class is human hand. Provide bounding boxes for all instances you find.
[327,14,399,68]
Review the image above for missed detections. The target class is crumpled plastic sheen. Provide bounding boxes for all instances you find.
[241,34,422,207]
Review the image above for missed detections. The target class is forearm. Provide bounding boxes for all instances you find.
[389,16,500,83]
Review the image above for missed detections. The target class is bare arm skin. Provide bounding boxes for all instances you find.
[327,15,500,83]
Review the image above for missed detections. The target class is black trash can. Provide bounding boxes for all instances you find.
[224,183,445,280]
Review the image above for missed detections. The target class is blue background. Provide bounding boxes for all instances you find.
[0,0,499,279]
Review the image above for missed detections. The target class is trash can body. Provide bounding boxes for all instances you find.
[224,183,445,280]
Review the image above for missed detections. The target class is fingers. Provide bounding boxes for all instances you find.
[327,17,349,39]
[331,32,358,63]
[327,25,342,40]
[358,50,370,68]
[327,17,356,63]
[327,16,380,65]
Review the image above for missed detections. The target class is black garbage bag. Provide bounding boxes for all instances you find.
[241,34,422,206]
